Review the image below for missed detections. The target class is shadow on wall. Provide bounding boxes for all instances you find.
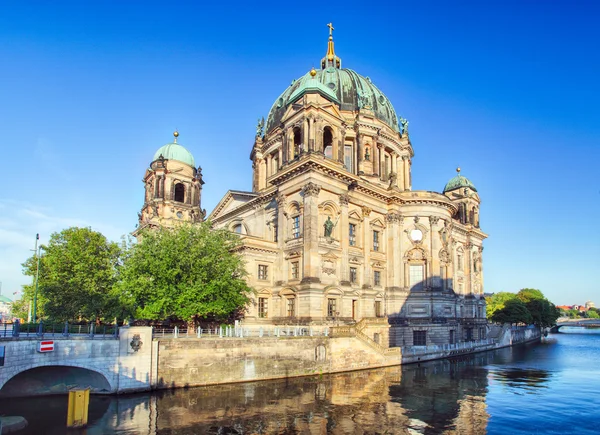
[0,365,112,397]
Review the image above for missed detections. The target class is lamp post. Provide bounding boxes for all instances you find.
[32,236,43,323]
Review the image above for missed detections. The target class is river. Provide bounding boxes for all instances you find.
[1,328,598,434]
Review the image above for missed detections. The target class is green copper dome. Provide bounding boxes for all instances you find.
[153,141,195,167]
[443,170,477,193]
[266,68,400,134]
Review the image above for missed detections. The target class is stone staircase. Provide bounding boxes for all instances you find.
[332,318,401,357]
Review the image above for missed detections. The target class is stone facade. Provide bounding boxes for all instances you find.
[206,30,488,347]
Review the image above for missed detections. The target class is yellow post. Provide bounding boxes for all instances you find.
[66,388,90,428]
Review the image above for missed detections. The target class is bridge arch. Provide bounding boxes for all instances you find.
[0,363,115,397]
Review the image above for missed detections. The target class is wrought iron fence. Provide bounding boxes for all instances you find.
[0,320,118,339]
[402,338,496,355]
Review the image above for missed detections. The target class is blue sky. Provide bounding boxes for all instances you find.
[1,1,598,306]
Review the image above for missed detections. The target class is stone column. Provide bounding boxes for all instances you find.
[429,216,440,289]
[379,146,386,180]
[362,206,372,287]
[374,143,380,176]
[338,128,346,163]
[385,212,403,289]
[402,156,410,191]
[302,119,309,153]
[465,242,473,295]
[339,194,350,283]
[357,134,364,165]
[301,182,321,283]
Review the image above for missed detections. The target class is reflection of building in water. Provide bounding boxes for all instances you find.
[390,353,490,433]
[92,360,491,434]
[137,25,489,347]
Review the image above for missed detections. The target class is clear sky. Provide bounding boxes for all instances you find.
[1,1,598,306]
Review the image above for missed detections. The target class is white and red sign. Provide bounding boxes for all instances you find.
[37,340,55,353]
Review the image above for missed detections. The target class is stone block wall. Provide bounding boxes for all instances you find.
[155,335,400,389]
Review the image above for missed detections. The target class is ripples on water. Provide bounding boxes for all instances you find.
[1,329,598,434]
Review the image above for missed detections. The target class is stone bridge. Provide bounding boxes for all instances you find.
[551,319,600,333]
[0,327,153,397]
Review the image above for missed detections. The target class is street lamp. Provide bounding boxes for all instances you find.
[32,236,44,323]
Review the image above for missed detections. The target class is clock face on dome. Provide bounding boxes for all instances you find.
[410,229,423,242]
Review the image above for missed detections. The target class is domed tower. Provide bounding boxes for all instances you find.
[443,168,480,228]
[250,23,413,193]
[136,131,205,233]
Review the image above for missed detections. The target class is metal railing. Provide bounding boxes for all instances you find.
[152,325,330,339]
[402,338,496,356]
[1,321,118,339]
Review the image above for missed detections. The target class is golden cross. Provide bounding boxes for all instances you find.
[327,22,334,36]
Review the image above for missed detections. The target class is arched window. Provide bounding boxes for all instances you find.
[323,127,333,158]
[174,183,185,202]
[293,127,302,158]
[469,207,475,225]
[233,224,243,234]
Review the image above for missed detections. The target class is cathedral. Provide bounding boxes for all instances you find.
[136,26,488,347]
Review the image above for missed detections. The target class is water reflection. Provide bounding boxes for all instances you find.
[2,337,597,434]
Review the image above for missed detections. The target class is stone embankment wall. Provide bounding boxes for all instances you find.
[153,335,400,389]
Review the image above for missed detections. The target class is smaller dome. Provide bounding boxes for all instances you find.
[443,173,477,193]
[153,142,195,167]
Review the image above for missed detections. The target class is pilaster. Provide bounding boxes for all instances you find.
[301,182,321,283]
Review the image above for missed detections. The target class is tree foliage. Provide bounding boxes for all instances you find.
[118,222,253,325]
[22,227,121,322]
[487,288,560,327]
[490,298,532,325]
[486,292,518,318]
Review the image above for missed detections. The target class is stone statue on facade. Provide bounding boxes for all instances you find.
[256,117,265,138]
[324,216,334,237]
[400,117,409,135]
[365,147,370,161]
[388,172,397,188]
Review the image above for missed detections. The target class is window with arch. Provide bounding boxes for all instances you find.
[409,264,424,291]
[233,224,243,234]
[469,207,475,225]
[292,215,300,239]
[323,127,333,158]
[293,127,302,158]
[287,297,296,317]
[344,144,353,172]
[174,183,185,202]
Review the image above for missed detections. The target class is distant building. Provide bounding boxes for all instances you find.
[585,301,595,309]
[0,295,12,322]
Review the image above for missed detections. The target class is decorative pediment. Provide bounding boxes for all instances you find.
[370,217,385,228]
[285,250,302,259]
[348,209,362,221]
[405,246,428,261]
[349,256,363,265]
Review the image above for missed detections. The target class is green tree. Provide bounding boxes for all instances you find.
[491,299,532,325]
[22,227,122,322]
[486,292,518,319]
[9,297,29,320]
[516,288,560,327]
[118,222,253,326]
[586,310,599,319]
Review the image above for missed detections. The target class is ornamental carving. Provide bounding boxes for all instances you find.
[301,182,321,197]
[361,206,372,217]
[414,216,420,223]
[429,216,440,226]
[130,334,143,353]
[339,194,350,206]
[276,193,286,207]
[406,247,426,261]
[385,212,402,223]
[439,248,451,264]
